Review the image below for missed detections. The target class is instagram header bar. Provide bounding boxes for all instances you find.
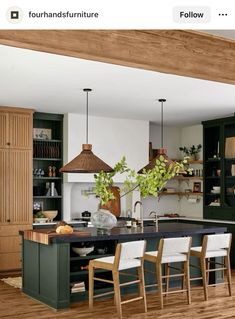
[0,0,234,29]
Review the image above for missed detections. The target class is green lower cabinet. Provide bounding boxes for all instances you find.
[22,240,70,309]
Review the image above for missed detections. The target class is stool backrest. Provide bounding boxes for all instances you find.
[157,237,192,260]
[114,240,146,269]
[203,233,232,253]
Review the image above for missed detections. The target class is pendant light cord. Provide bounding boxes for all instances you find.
[158,98,166,149]
[83,88,92,145]
[161,100,163,148]
[86,90,89,144]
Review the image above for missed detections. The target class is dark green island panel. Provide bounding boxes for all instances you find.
[21,222,227,310]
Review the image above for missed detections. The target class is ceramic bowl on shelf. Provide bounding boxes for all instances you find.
[42,210,58,221]
[33,217,48,223]
[72,246,94,256]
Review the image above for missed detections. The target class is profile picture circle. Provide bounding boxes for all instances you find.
[6,6,23,24]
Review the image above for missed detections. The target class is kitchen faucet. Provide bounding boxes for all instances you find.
[134,201,144,229]
[149,211,159,230]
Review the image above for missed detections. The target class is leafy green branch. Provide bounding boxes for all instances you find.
[93,156,190,205]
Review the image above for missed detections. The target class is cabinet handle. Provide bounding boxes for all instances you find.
[6,142,10,146]
[7,219,10,222]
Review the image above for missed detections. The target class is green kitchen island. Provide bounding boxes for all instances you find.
[21,222,227,310]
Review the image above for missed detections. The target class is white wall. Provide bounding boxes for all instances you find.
[63,114,149,183]
[142,123,203,219]
[180,124,203,218]
[63,114,149,219]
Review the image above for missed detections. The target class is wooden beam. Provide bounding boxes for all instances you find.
[0,30,234,84]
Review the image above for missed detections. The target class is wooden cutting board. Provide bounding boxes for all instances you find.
[23,228,91,245]
[100,186,121,217]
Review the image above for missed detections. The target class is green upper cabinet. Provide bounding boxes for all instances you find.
[203,115,235,221]
[33,112,64,222]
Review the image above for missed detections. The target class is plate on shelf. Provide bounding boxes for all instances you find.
[33,217,48,223]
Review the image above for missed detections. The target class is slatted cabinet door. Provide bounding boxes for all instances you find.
[9,112,33,149]
[0,106,33,271]
[0,149,9,224]
[0,112,9,148]
[9,149,33,224]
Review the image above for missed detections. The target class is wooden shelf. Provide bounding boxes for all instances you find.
[33,177,62,180]
[173,176,203,180]
[70,254,112,261]
[33,196,62,199]
[159,191,203,198]
[33,139,62,143]
[33,157,62,161]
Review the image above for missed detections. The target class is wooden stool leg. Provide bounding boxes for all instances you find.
[112,270,122,319]
[225,255,232,296]
[165,263,170,293]
[200,258,208,301]
[156,263,164,309]
[206,258,210,285]
[89,264,94,309]
[137,265,147,313]
[184,260,191,305]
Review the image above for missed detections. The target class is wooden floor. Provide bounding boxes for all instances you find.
[1,272,235,319]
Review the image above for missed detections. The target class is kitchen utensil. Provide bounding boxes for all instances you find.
[81,211,91,218]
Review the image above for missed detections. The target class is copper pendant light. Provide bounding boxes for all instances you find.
[60,88,114,173]
[138,98,174,173]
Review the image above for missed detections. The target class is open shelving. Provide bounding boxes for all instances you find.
[203,114,235,220]
[33,112,63,221]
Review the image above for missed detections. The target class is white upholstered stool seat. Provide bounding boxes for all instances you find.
[190,233,232,301]
[92,255,142,270]
[145,251,187,263]
[144,237,192,309]
[191,246,228,258]
[89,240,147,319]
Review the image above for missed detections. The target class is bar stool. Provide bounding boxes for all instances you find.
[190,233,232,300]
[89,240,147,319]
[144,236,192,309]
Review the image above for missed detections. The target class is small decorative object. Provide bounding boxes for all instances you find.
[193,182,201,193]
[52,166,56,177]
[231,165,235,176]
[91,209,117,231]
[179,144,202,161]
[216,169,221,177]
[33,201,43,213]
[46,182,58,196]
[48,166,53,177]
[33,128,52,140]
[211,186,220,194]
[97,247,108,255]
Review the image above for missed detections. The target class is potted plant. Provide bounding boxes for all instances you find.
[179,144,202,161]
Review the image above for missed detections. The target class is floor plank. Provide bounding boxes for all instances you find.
[0,272,235,319]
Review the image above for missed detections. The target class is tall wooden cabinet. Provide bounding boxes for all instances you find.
[0,107,33,271]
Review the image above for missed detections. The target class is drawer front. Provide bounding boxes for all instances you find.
[0,252,21,270]
[0,236,21,253]
[0,224,32,236]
